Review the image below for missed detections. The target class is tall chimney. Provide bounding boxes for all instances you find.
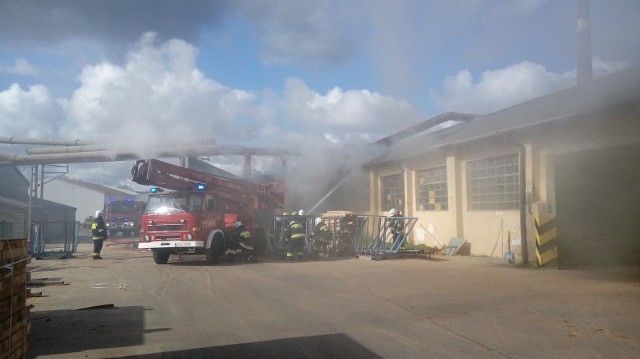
[577,0,592,85]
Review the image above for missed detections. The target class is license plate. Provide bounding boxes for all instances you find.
[170,241,199,247]
[138,241,202,249]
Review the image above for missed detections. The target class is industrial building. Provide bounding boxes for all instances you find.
[365,65,640,268]
[0,167,77,240]
[42,177,139,223]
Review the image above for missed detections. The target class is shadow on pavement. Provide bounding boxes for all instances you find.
[27,306,146,358]
[116,333,381,359]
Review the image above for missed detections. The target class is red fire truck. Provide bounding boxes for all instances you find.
[131,159,284,264]
[105,198,143,237]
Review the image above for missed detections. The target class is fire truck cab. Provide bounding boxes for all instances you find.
[132,159,283,265]
[105,198,142,237]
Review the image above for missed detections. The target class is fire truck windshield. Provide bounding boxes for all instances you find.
[144,193,205,214]
[108,202,135,213]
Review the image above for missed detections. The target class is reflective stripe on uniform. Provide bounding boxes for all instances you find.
[239,242,254,250]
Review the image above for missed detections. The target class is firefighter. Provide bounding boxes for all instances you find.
[312,217,332,259]
[232,221,257,263]
[91,210,108,259]
[287,217,306,262]
[387,208,405,248]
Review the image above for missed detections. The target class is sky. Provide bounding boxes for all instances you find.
[0,0,639,194]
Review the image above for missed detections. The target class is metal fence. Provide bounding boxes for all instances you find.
[30,221,79,258]
[353,215,418,259]
[266,214,417,260]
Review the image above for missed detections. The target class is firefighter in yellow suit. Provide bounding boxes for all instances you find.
[91,210,108,259]
[287,218,306,262]
[232,221,257,263]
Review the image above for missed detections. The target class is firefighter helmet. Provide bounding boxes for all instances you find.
[95,210,104,218]
[290,221,297,226]
[388,208,397,217]
[315,217,322,225]
[298,209,305,216]
[291,211,297,216]
[234,221,242,228]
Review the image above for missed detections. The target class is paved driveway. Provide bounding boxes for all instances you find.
[25,240,640,358]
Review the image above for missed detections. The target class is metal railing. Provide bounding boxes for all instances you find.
[30,221,79,258]
[354,215,418,259]
[267,214,417,260]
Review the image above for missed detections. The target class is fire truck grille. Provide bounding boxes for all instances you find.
[148,224,188,232]
[156,235,182,241]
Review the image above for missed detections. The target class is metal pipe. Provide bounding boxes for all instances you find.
[518,148,529,265]
[27,144,109,154]
[0,145,293,166]
[0,136,90,146]
[26,141,230,155]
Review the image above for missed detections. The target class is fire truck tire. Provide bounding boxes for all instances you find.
[206,234,224,265]
[152,249,171,264]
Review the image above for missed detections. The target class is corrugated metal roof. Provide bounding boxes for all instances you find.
[368,65,640,165]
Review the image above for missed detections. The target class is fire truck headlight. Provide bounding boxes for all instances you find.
[186,234,193,240]
[144,235,151,241]
[124,222,134,228]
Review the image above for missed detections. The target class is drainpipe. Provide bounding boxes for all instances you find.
[506,135,530,265]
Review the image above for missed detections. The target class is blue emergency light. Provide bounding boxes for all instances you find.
[150,187,164,193]
[196,183,206,191]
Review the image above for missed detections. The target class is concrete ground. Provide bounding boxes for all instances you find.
[23,235,640,359]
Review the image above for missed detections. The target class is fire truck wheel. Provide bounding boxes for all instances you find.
[152,249,171,264]
[206,235,224,265]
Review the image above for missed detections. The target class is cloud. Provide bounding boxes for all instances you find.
[0,59,38,76]
[0,33,421,194]
[0,83,61,138]
[592,57,631,77]
[0,0,228,46]
[58,33,255,153]
[432,59,633,115]
[1,33,419,150]
[235,0,353,69]
[432,61,575,114]
[0,0,351,71]
[280,78,421,143]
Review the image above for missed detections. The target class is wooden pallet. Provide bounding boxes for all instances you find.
[1,238,31,359]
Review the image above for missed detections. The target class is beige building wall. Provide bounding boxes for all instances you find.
[458,144,525,258]
[367,76,640,264]
[369,138,532,259]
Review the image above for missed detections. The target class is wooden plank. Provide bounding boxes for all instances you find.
[0,314,27,340]
[0,247,28,261]
[0,273,27,292]
[0,239,28,251]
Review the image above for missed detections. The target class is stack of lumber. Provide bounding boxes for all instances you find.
[0,238,31,359]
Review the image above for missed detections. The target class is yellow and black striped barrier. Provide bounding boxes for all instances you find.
[535,215,557,267]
